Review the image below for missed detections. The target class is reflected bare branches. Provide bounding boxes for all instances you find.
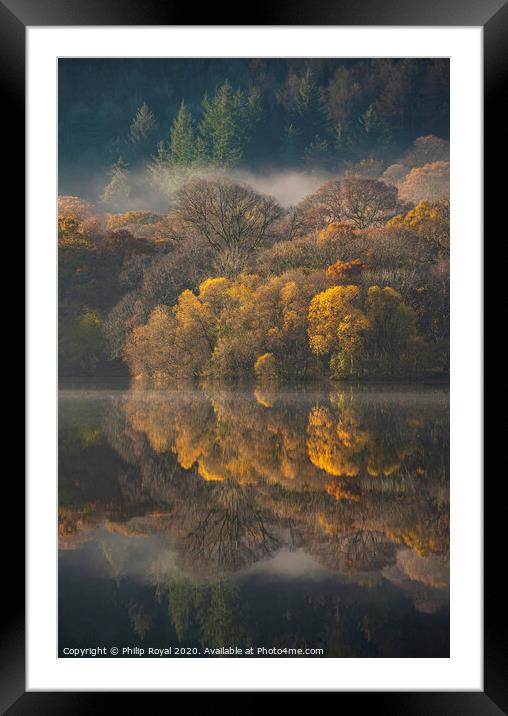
[183,481,279,575]
[59,384,449,584]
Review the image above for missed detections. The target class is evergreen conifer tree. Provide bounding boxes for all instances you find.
[100,156,131,206]
[129,102,158,145]
[169,101,197,166]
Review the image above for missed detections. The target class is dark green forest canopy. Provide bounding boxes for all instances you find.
[58,58,449,198]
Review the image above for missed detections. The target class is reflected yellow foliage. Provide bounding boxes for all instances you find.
[307,406,362,477]
[326,482,361,503]
[387,527,448,558]
[105,520,148,537]
[198,463,225,482]
[254,388,275,408]
[318,512,343,535]
[61,386,449,579]
[121,386,424,496]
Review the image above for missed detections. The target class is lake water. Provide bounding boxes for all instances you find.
[59,382,449,658]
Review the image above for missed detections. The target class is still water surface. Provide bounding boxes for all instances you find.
[59,382,449,657]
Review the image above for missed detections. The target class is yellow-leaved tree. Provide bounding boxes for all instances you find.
[124,277,233,380]
[308,284,421,378]
[307,285,362,358]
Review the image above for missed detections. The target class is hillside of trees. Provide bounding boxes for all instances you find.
[59,58,449,381]
[59,135,449,380]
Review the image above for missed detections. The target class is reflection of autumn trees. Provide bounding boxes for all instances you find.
[312,530,397,574]
[307,406,367,477]
[120,388,313,489]
[60,387,449,582]
[306,394,416,478]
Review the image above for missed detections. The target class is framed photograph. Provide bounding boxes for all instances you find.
[7,0,495,707]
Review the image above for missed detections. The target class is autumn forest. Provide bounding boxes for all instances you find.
[59,58,450,658]
[59,58,449,383]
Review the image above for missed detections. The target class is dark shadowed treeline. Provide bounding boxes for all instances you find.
[59,58,449,202]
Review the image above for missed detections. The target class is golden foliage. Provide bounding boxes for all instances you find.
[307,406,362,477]
[254,353,278,383]
[307,285,361,357]
[326,258,365,284]
[398,161,449,204]
[325,482,361,503]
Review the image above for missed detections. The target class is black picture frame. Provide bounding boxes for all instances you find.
[6,0,494,709]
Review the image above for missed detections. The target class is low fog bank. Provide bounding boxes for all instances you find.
[229,169,334,207]
[59,166,337,214]
[60,136,450,216]
[59,168,170,214]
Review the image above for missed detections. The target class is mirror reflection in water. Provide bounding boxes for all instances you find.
[59,383,449,658]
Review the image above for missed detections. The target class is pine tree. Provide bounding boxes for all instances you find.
[358,105,391,147]
[169,101,196,166]
[198,81,261,167]
[199,82,241,166]
[148,103,203,201]
[100,156,131,206]
[281,67,330,160]
[129,102,158,145]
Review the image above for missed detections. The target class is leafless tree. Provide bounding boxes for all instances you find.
[288,179,344,237]
[286,177,402,238]
[340,176,402,228]
[175,177,283,274]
